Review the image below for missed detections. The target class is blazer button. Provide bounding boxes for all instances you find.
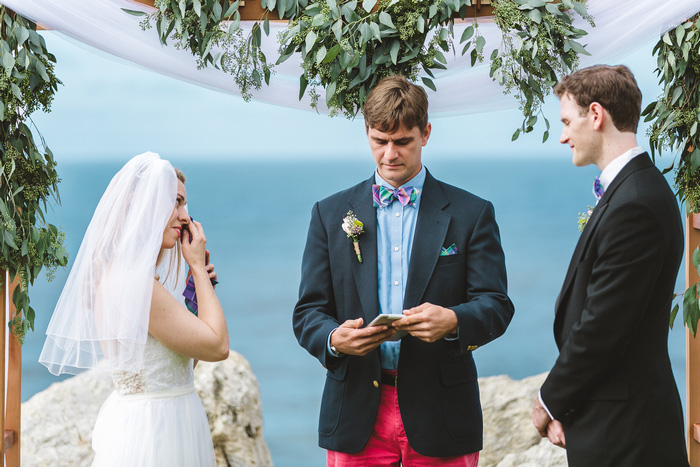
[467,345,478,351]
[373,380,379,388]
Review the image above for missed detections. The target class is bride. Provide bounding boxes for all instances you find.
[39,152,228,466]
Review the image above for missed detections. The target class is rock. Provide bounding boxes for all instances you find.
[21,351,271,467]
[496,439,567,467]
[195,355,272,466]
[478,372,567,467]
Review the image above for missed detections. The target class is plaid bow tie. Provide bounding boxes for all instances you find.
[593,177,605,203]
[372,184,418,208]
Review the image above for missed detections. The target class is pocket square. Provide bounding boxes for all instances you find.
[440,244,458,256]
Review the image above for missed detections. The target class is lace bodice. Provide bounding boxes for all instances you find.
[112,334,193,395]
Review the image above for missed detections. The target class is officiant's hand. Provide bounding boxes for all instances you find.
[531,397,551,437]
[394,302,458,343]
[330,318,396,356]
[547,420,566,448]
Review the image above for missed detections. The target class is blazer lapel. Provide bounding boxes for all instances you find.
[349,176,380,321]
[404,171,450,309]
[555,153,654,312]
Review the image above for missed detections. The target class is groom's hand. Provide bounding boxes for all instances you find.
[394,302,458,343]
[330,318,396,356]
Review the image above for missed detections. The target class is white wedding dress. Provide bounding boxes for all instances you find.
[91,334,216,466]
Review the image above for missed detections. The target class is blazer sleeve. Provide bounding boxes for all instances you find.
[451,201,514,352]
[540,200,671,420]
[293,202,343,370]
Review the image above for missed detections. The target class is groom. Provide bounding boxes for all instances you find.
[532,65,689,467]
[293,75,514,464]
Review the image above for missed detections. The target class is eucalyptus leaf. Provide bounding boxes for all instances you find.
[417,16,425,33]
[362,0,377,13]
[370,22,381,41]
[676,24,685,44]
[460,25,474,43]
[568,40,590,56]
[378,12,395,29]
[572,1,587,17]
[421,76,437,92]
[389,40,400,64]
[305,30,318,53]
[326,80,337,105]
[121,8,148,16]
[528,9,542,24]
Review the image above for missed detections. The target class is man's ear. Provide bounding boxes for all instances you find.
[422,122,432,146]
[589,102,605,131]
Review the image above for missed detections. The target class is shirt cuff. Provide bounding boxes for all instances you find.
[327,328,342,357]
[538,391,554,421]
[443,328,459,341]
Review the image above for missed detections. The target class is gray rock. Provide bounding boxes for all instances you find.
[21,351,271,467]
[479,372,567,467]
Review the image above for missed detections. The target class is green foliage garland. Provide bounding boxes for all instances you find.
[490,0,594,142]
[277,0,474,117]
[126,0,273,101]
[642,13,700,335]
[130,0,594,135]
[0,8,68,343]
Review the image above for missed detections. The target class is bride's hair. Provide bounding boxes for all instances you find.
[156,167,186,287]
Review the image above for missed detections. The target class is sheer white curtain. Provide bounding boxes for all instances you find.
[2,0,699,116]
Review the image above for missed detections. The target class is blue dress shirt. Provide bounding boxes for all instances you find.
[375,167,426,369]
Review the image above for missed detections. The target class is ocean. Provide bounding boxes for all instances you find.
[22,156,687,466]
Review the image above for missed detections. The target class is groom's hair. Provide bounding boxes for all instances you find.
[363,75,429,133]
[554,65,642,133]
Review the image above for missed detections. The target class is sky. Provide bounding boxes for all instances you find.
[29,30,668,163]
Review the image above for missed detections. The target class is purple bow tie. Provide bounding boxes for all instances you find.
[593,177,605,203]
[372,184,418,208]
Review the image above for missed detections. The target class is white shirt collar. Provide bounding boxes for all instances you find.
[598,146,644,191]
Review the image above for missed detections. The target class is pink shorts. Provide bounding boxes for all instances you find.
[327,371,479,467]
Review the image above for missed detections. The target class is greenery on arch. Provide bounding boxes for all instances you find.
[0,7,68,343]
[129,0,594,139]
[643,12,700,335]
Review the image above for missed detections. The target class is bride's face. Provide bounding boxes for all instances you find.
[161,180,188,249]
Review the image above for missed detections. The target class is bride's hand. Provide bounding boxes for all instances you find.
[205,251,218,286]
[181,220,207,270]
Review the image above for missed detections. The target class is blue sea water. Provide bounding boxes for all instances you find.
[23,156,687,466]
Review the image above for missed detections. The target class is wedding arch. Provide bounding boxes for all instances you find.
[1,0,700,466]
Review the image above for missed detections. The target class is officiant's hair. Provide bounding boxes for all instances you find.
[554,65,642,133]
[363,75,429,134]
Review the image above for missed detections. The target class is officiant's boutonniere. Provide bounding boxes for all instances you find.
[342,211,364,263]
[577,206,594,233]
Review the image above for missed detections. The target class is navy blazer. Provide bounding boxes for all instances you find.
[540,154,688,467]
[293,170,514,456]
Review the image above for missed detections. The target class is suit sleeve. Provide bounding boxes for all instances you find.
[451,201,514,352]
[540,201,669,420]
[293,202,343,370]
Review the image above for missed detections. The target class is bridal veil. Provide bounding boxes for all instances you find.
[40,152,183,375]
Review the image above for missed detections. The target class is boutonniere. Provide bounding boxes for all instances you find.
[577,206,594,233]
[342,210,364,263]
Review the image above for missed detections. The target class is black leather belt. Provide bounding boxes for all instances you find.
[381,372,398,386]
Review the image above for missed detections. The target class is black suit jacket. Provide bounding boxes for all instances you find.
[293,170,514,456]
[540,153,688,467]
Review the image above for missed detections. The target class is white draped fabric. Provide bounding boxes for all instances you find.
[2,0,699,116]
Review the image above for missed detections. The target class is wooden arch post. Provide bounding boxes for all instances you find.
[688,214,700,466]
[0,273,21,467]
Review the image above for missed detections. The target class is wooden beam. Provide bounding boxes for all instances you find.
[127,0,495,21]
[0,272,5,457]
[688,214,700,466]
